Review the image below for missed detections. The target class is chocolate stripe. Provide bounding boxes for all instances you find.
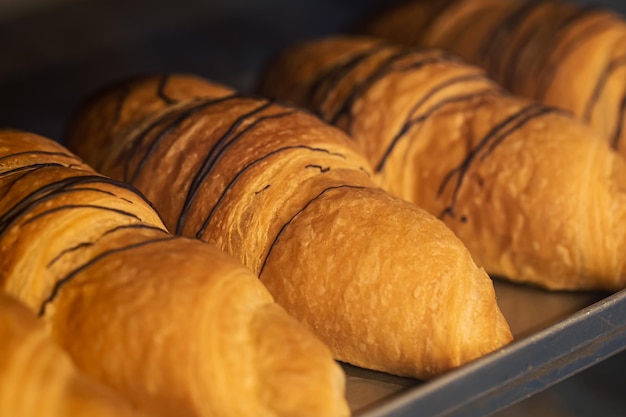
[611,93,626,149]
[22,204,141,226]
[328,50,454,127]
[437,104,557,219]
[47,223,165,268]
[156,74,176,105]
[480,0,545,76]
[0,176,160,238]
[306,44,389,113]
[259,184,367,276]
[195,145,345,238]
[127,94,240,183]
[176,104,294,234]
[536,14,609,101]
[0,150,80,164]
[583,54,626,121]
[376,89,501,171]
[0,163,66,178]
[38,236,176,316]
[111,83,131,127]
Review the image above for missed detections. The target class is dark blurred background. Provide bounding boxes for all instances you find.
[1,0,625,416]
[0,0,389,141]
[2,0,626,142]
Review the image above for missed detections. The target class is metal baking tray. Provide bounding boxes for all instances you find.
[343,280,626,417]
[1,2,626,416]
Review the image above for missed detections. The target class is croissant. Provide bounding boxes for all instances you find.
[257,36,626,291]
[66,74,512,379]
[0,129,348,417]
[0,291,149,417]
[359,0,626,155]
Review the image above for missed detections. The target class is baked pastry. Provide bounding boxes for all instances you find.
[0,129,348,417]
[359,0,626,155]
[0,291,148,417]
[66,74,512,379]
[258,36,626,291]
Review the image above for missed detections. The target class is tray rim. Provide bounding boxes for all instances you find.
[356,288,626,417]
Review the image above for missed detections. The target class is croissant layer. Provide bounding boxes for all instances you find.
[258,36,626,290]
[67,74,512,378]
[360,0,626,156]
[0,129,348,417]
[0,292,147,417]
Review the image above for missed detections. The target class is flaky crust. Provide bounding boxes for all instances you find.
[258,36,626,290]
[67,75,512,379]
[0,292,145,417]
[360,0,626,156]
[0,130,348,417]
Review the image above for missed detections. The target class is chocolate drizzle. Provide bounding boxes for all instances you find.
[437,104,560,219]
[176,101,296,235]
[47,241,94,267]
[22,204,141,226]
[305,164,331,173]
[412,0,460,42]
[66,186,116,197]
[156,74,176,105]
[47,223,165,268]
[0,175,158,238]
[441,7,491,53]
[611,93,626,148]
[194,144,344,239]
[583,54,626,122]
[259,184,366,276]
[376,88,501,171]
[306,44,389,114]
[307,44,462,133]
[327,51,458,131]
[327,49,413,124]
[407,73,488,118]
[500,10,549,89]
[480,0,545,77]
[0,163,66,179]
[38,236,176,316]
[125,94,240,183]
[255,184,271,194]
[0,170,34,201]
[0,150,80,164]
[501,3,592,91]
[535,9,608,101]
[435,1,604,102]
[111,83,131,127]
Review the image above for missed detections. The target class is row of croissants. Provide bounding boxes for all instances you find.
[3,0,626,416]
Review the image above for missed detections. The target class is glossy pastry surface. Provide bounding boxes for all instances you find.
[0,129,348,417]
[258,36,626,291]
[360,0,626,155]
[67,74,513,379]
[0,292,146,417]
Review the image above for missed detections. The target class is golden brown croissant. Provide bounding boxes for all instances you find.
[0,291,147,417]
[257,36,626,291]
[66,74,512,379]
[0,129,348,417]
[359,0,626,155]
